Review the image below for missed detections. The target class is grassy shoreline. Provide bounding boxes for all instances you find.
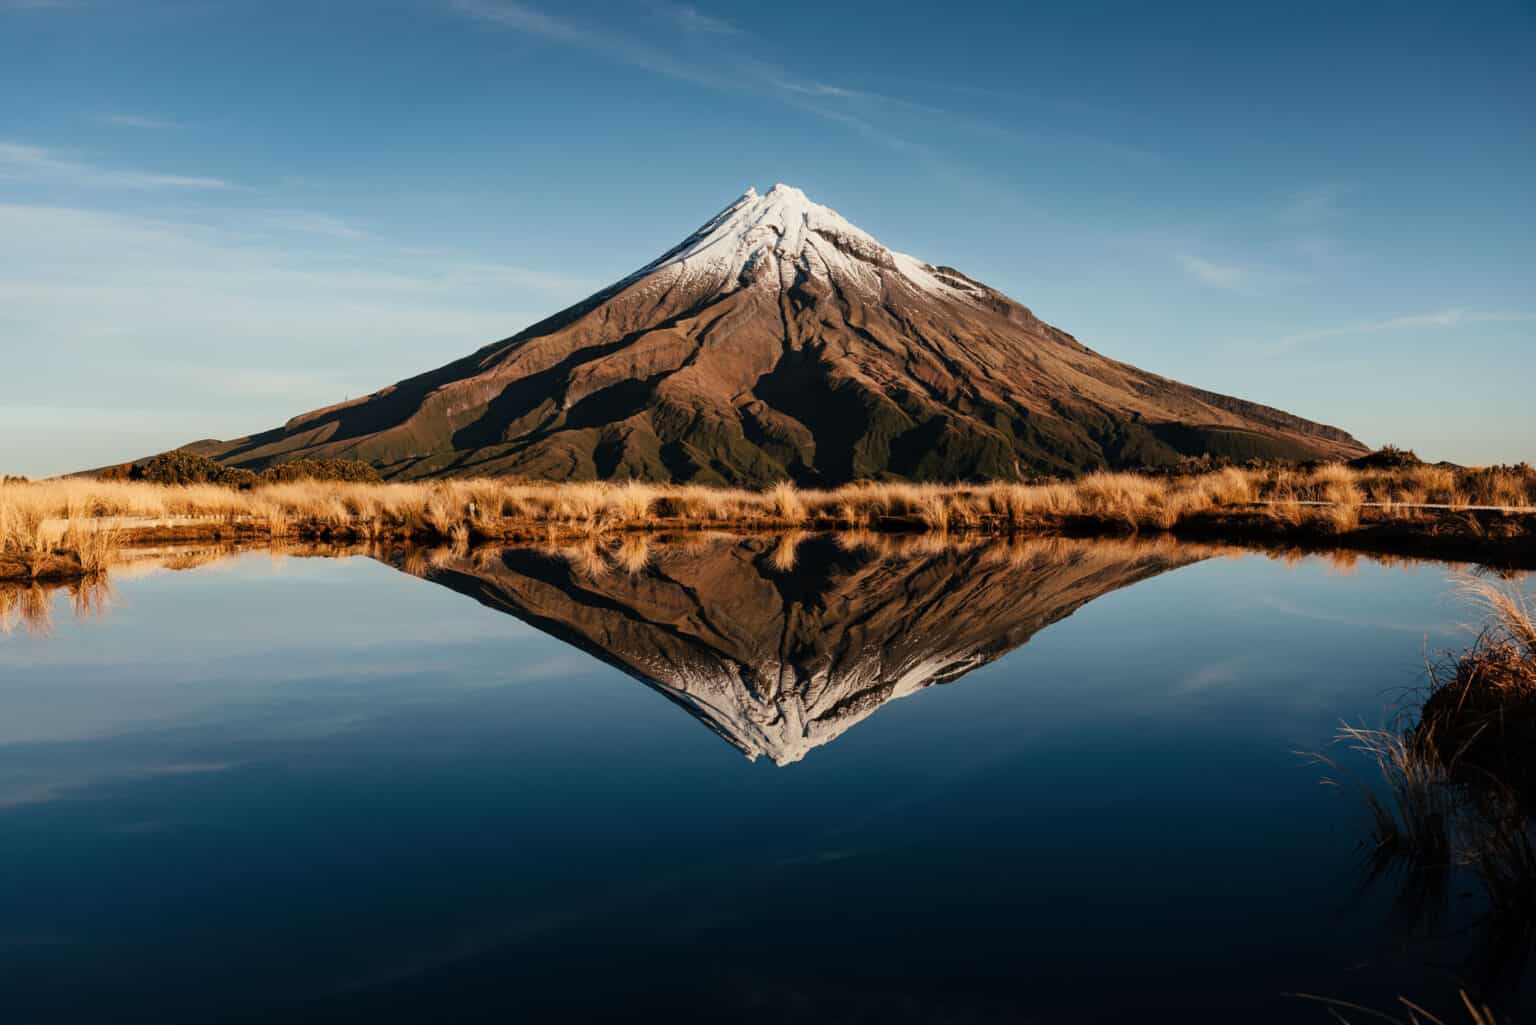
[3,463,1534,581]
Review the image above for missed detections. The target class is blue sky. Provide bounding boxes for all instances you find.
[1,0,1532,476]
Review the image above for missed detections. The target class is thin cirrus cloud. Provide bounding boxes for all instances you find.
[98,112,179,130]
[447,0,1156,169]
[451,0,887,103]
[0,141,228,189]
[0,201,594,297]
[449,0,729,90]
[1178,254,1249,290]
[254,209,370,240]
[1273,309,1536,352]
[1176,253,1308,296]
[0,199,598,476]
[770,79,865,100]
[656,3,738,35]
[448,0,930,150]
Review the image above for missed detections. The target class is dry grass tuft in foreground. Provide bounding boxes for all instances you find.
[1416,577,1536,796]
[1338,577,1536,852]
[1309,576,1536,993]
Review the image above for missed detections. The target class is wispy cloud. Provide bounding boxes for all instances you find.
[1274,308,1536,351]
[451,0,587,42]
[0,244,589,317]
[254,209,369,240]
[450,0,926,146]
[0,141,227,189]
[446,1,967,159]
[449,0,728,89]
[1177,252,1307,296]
[0,200,599,474]
[98,112,178,130]
[1280,183,1353,222]
[1178,254,1249,290]
[448,0,1162,171]
[787,101,930,156]
[770,79,864,99]
[654,2,737,35]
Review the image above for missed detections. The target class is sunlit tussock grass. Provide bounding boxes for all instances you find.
[1,479,122,578]
[1,461,1533,570]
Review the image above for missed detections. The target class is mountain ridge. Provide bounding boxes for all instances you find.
[188,184,1366,483]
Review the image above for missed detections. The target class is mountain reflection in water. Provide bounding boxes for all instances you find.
[7,535,1533,1022]
[379,534,1218,765]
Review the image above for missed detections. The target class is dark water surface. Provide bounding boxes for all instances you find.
[0,537,1529,1023]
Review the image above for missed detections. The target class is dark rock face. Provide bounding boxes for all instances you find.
[192,185,1367,483]
[385,535,1210,764]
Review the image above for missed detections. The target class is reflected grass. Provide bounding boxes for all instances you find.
[0,582,54,636]
[0,576,112,636]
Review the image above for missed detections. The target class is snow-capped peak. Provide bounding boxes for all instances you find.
[628,183,971,301]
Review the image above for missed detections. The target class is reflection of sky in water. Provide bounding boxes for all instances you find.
[0,549,1518,1023]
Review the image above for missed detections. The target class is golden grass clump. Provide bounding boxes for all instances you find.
[1413,577,1536,791]
[766,480,808,524]
[1201,466,1256,507]
[610,480,656,522]
[1074,472,1167,528]
[914,489,952,532]
[60,520,121,574]
[0,483,50,553]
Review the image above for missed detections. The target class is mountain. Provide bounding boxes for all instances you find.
[191,184,1366,483]
[386,535,1209,764]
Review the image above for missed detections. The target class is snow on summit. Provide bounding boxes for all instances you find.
[631,182,966,299]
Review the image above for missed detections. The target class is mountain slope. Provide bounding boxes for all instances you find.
[192,184,1366,483]
[392,536,1207,764]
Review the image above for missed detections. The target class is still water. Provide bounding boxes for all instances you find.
[0,536,1527,1023]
